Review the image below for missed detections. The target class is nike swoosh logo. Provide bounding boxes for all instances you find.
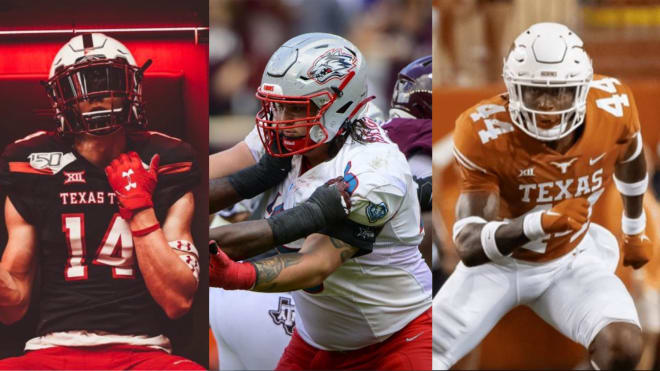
[406,331,424,342]
[589,153,606,166]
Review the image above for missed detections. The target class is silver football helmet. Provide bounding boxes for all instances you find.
[255,33,369,156]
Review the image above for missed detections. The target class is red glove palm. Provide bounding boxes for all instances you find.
[105,152,159,220]
[622,233,653,269]
[209,241,256,290]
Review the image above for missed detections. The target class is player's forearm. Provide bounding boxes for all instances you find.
[251,253,328,292]
[209,142,255,179]
[615,149,647,219]
[130,209,197,319]
[211,220,275,261]
[209,177,243,214]
[0,268,30,324]
[454,217,529,267]
[0,268,19,305]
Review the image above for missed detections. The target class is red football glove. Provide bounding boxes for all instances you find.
[209,241,256,290]
[105,151,159,220]
[541,198,589,234]
[622,233,653,269]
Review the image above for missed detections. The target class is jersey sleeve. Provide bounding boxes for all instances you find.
[152,140,201,220]
[452,111,500,193]
[319,146,408,257]
[244,127,265,162]
[615,82,642,161]
[0,135,54,225]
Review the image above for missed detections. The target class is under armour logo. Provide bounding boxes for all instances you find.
[550,158,578,174]
[122,169,136,191]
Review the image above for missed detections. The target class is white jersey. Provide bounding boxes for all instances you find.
[210,288,294,370]
[244,120,432,351]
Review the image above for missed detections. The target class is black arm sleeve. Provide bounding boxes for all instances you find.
[226,152,291,200]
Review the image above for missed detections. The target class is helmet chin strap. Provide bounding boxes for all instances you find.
[282,134,311,153]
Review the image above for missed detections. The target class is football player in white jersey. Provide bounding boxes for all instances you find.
[209,33,432,370]
[433,23,649,370]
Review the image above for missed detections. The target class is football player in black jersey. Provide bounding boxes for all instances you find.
[0,33,203,369]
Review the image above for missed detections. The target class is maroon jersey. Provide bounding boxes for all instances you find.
[0,130,199,337]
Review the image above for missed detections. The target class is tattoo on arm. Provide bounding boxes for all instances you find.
[329,238,359,263]
[252,254,303,291]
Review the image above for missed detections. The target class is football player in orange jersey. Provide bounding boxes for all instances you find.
[432,22,652,370]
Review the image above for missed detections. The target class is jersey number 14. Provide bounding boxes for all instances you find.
[62,214,135,280]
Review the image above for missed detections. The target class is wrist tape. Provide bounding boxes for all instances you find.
[480,221,509,263]
[523,210,546,240]
[614,174,648,197]
[622,210,646,235]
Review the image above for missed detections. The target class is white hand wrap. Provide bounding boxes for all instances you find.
[480,221,509,263]
[452,216,487,244]
[169,240,199,283]
[622,210,646,235]
[523,210,546,240]
[614,174,648,197]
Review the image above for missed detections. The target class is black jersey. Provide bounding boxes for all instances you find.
[0,130,200,337]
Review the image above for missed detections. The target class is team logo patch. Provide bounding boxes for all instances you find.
[307,48,357,84]
[63,171,86,184]
[269,296,296,336]
[366,202,388,223]
[550,157,578,174]
[29,152,63,169]
[27,151,76,174]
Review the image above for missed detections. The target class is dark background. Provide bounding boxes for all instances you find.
[0,0,209,366]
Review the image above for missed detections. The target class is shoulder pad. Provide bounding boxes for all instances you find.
[1,131,74,176]
[129,130,196,173]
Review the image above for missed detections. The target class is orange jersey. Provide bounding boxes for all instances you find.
[452,75,641,262]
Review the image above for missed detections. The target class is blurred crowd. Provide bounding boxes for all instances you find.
[209,0,432,151]
[434,0,660,87]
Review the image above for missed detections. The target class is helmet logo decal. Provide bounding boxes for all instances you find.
[307,48,356,84]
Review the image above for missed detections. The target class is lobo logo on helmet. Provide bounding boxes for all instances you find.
[307,48,356,84]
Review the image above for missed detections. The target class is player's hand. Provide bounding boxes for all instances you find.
[105,152,159,220]
[541,198,589,234]
[209,241,256,290]
[304,177,352,223]
[323,176,352,211]
[622,233,653,269]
